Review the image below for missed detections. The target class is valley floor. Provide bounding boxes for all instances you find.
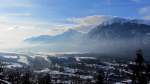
[0,52,149,84]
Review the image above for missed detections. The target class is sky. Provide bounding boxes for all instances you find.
[0,0,149,49]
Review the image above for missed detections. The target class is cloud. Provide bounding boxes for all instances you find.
[105,0,141,4]
[0,15,113,49]
[0,3,32,8]
[143,16,150,20]
[68,15,110,26]
[0,21,73,49]
[131,0,141,2]
[68,15,112,32]
[0,0,33,23]
[139,6,150,14]
[0,13,32,28]
[2,15,109,36]
[2,13,32,17]
[105,0,112,5]
[0,0,32,8]
[139,6,150,20]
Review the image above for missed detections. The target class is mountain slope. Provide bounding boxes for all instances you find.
[24,17,150,53]
[83,17,150,53]
[25,29,83,43]
[87,17,150,40]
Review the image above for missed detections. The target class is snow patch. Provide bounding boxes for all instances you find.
[2,55,18,59]
[75,57,96,61]
[18,56,29,65]
[6,63,22,68]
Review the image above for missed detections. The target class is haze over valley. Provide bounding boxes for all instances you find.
[0,0,150,84]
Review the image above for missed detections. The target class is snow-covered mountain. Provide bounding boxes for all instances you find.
[87,17,150,40]
[25,17,150,44]
[100,17,150,26]
[24,17,150,53]
[83,17,150,54]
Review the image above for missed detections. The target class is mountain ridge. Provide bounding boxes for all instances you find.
[25,17,150,43]
[25,29,83,43]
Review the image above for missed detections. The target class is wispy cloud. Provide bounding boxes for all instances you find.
[0,0,33,24]
[139,6,150,20]
[7,15,111,37]
[143,16,150,20]
[131,0,141,3]
[0,0,32,8]
[106,0,141,4]
[139,6,150,14]
[105,0,112,5]
[0,15,112,49]
[68,15,112,32]
[2,13,32,17]
[0,21,71,49]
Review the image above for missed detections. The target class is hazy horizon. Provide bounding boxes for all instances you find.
[0,0,149,52]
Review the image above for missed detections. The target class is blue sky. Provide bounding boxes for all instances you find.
[0,0,149,49]
[31,0,149,21]
[0,0,149,22]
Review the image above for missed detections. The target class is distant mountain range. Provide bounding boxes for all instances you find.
[25,17,150,43]
[24,17,150,53]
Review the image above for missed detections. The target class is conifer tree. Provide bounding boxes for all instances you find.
[132,49,148,84]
